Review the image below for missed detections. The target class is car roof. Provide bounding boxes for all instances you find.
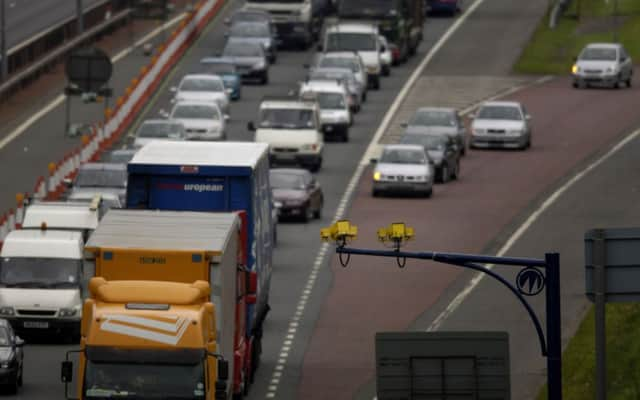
[231,20,270,28]
[78,162,126,171]
[173,100,222,108]
[180,74,223,82]
[109,149,138,155]
[140,119,183,126]
[301,81,346,93]
[312,67,354,75]
[480,101,522,108]
[327,23,377,34]
[201,57,236,65]
[382,144,425,152]
[261,100,316,110]
[68,191,120,201]
[585,43,620,49]
[320,52,360,60]
[226,37,263,48]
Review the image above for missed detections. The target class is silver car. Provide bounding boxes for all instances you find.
[401,107,468,155]
[372,144,435,197]
[315,52,368,101]
[226,21,277,64]
[470,101,532,150]
[307,67,364,113]
[70,163,128,204]
[572,43,633,89]
[169,100,227,141]
[171,74,230,115]
[132,120,186,149]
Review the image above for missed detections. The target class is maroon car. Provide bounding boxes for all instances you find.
[269,168,323,222]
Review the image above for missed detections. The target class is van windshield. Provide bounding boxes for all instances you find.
[0,257,81,288]
[84,360,205,399]
[326,33,377,52]
[259,109,315,129]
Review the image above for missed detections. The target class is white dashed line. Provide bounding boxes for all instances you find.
[262,0,490,398]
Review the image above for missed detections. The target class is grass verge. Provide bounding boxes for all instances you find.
[514,0,640,75]
[537,303,640,399]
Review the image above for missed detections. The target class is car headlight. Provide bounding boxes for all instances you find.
[301,143,318,151]
[572,64,579,74]
[473,128,486,135]
[508,129,523,135]
[293,25,306,32]
[274,201,283,209]
[287,199,306,206]
[253,61,266,70]
[1,362,10,369]
[373,171,381,181]
[0,307,14,316]
[59,308,78,317]
[415,175,428,182]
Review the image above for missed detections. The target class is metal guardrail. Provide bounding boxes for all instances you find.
[549,0,573,29]
[0,8,131,99]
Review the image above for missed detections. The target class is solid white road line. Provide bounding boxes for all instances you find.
[263,0,489,398]
[428,124,640,331]
[0,12,187,151]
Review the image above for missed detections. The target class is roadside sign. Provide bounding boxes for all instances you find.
[65,47,113,93]
[376,331,510,400]
[585,227,640,302]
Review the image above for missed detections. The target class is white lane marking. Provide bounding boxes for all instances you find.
[263,0,488,398]
[428,124,640,331]
[0,12,187,151]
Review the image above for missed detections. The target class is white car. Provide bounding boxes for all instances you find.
[171,74,231,114]
[470,101,532,150]
[322,23,383,89]
[249,96,324,172]
[299,80,352,142]
[315,52,368,101]
[572,42,633,89]
[378,35,392,76]
[168,100,227,141]
[372,144,435,197]
[132,119,186,149]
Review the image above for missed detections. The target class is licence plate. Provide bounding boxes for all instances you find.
[24,321,49,329]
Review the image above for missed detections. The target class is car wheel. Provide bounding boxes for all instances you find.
[302,206,313,222]
[382,65,390,76]
[372,189,380,197]
[342,130,349,142]
[313,199,323,219]
[7,379,18,394]
[572,81,578,88]
[18,366,23,387]
[424,187,433,198]
[373,78,380,90]
[261,72,269,85]
[440,165,449,184]
[626,75,633,88]
[452,161,460,180]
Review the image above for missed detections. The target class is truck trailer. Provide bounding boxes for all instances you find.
[84,210,254,398]
[60,278,230,400]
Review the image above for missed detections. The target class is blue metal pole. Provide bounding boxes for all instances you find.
[545,253,562,400]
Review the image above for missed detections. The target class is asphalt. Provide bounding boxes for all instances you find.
[0,2,460,400]
[4,0,108,51]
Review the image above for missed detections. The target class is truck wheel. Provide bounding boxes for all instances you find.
[382,65,390,76]
[372,77,380,90]
[302,206,313,222]
[309,158,321,172]
[313,198,323,219]
[261,72,269,85]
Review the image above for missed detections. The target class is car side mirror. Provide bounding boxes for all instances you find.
[380,45,386,53]
[15,337,24,347]
[170,86,178,93]
[247,121,256,132]
[223,31,229,38]
[61,361,73,383]
[224,114,230,121]
[428,159,435,166]
[224,17,231,25]
[526,114,532,120]
[225,88,233,95]
[370,158,378,164]
[317,43,323,51]
[400,122,408,128]
[159,109,169,119]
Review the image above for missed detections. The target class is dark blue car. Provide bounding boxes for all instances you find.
[426,0,460,15]
[199,57,242,100]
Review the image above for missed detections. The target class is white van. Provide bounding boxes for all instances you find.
[322,23,383,89]
[249,95,324,172]
[0,229,84,340]
[22,201,101,242]
[300,80,352,142]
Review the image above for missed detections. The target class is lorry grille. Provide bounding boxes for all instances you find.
[273,148,298,153]
[270,10,292,15]
[18,309,56,316]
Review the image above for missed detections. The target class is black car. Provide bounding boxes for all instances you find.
[400,133,461,183]
[269,168,323,222]
[221,38,269,85]
[0,319,24,393]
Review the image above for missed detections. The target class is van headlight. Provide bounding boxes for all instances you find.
[571,64,579,74]
[0,307,14,316]
[59,308,78,317]
[1,362,10,369]
[253,61,266,70]
[373,171,381,181]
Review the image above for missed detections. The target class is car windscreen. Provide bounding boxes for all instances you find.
[232,12,270,24]
[318,57,359,73]
[410,110,456,127]
[270,172,306,190]
[202,63,235,74]
[75,168,127,188]
[259,108,315,129]
[580,47,617,61]
[230,23,269,37]
[401,135,447,151]
[179,78,224,92]
[0,257,81,288]
[172,104,219,120]
[380,148,427,164]
[137,122,184,138]
[223,42,262,57]
[326,33,377,52]
[104,151,136,164]
[316,92,346,109]
[477,106,522,120]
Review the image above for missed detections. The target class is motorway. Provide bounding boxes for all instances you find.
[3,0,109,52]
[1,0,640,399]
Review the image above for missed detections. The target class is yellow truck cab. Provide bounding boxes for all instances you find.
[83,210,254,399]
[61,278,229,400]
